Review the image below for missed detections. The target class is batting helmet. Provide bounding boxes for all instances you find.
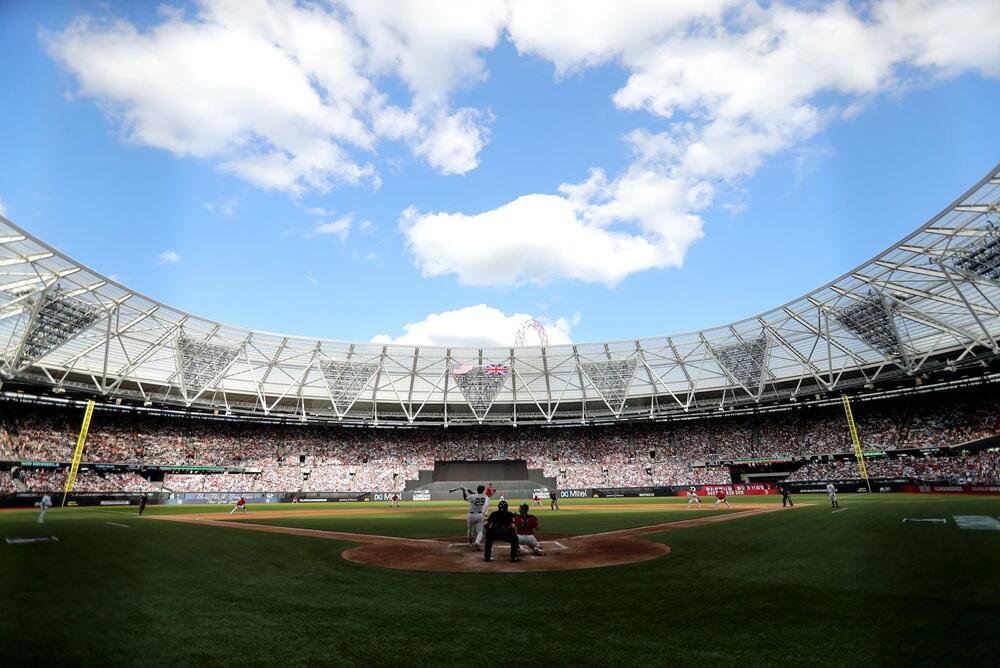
[498,500,509,512]
[518,503,529,514]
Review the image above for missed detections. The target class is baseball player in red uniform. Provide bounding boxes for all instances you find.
[390,493,400,510]
[230,496,247,514]
[531,493,541,507]
[485,483,496,498]
[714,489,731,508]
[514,503,545,555]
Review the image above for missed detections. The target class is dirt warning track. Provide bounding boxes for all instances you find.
[152,504,791,573]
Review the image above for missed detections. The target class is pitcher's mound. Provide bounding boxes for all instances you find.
[342,534,669,573]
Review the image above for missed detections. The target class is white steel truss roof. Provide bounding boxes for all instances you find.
[1,164,999,425]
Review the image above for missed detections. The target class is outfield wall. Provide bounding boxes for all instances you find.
[5,479,999,508]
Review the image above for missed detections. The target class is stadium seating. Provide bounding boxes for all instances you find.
[1,385,997,492]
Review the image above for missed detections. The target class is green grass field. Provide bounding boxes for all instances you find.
[2,494,998,666]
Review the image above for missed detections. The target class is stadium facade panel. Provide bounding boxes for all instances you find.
[0,164,999,425]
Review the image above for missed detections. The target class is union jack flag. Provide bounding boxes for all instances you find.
[485,363,508,376]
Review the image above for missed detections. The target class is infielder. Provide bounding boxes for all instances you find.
[230,495,248,514]
[531,493,541,507]
[514,503,545,556]
[37,493,52,524]
[686,486,701,508]
[826,482,839,508]
[390,493,400,510]
[458,485,489,549]
[714,489,731,509]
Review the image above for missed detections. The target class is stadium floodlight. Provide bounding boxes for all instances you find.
[834,291,908,363]
[712,335,769,392]
[175,334,240,399]
[319,360,380,415]
[451,361,507,419]
[580,359,638,414]
[947,224,1000,281]
[18,286,103,367]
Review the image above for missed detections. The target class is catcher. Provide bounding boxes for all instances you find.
[515,503,545,556]
[483,500,520,563]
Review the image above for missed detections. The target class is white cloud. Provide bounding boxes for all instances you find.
[404,0,1000,287]
[157,250,180,265]
[203,195,241,218]
[344,0,508,102]
[506,0,735,74]
[402,172,703,287]
[370,304,576,347]
[413,108,492,175]
[306,271,318,285]
[45,0,503,193]
[311,215,353,241]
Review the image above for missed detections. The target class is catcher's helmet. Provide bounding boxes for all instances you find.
[498,500,509,511]
[519,503,529,514]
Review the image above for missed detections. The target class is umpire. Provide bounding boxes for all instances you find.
[484,500,520,563]
[779,486,794,507]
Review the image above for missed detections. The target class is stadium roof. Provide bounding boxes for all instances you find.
[1,164,999,426]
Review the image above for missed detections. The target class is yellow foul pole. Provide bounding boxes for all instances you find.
[841,394,872,493]
[61,400,95,507]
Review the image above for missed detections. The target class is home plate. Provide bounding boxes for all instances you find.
[6,536,59,544]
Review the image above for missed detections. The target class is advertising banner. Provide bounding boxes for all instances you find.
[591,483,777,498]
[900,483,1000,495]
[165,492,276,505]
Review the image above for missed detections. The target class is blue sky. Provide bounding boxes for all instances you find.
[1,0,998,347]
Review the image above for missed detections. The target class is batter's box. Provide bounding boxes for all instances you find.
[445,541,567,551]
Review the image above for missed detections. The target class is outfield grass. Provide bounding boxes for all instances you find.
[2,494,998,666]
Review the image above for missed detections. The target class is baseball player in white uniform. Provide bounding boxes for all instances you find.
[459,485,489,550]
[686,486,701,508]
[826,482,839,508]
[38,494,52,524]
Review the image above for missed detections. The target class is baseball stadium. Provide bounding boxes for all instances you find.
[2,3,1000,667]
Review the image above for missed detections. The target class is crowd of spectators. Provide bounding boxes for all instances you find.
[0,469,15,494]
[0,385,995,492]
[785,449,1000,484]
[17,468,157,492]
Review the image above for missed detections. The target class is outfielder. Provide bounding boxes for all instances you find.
[514,503,545,556]
[390,493,400,510]
[458,485,489,549]
[37,493,52,524]
[826,482,839,508]
[686,486,701,508]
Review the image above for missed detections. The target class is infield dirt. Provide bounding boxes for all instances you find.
[152,504,789,573]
